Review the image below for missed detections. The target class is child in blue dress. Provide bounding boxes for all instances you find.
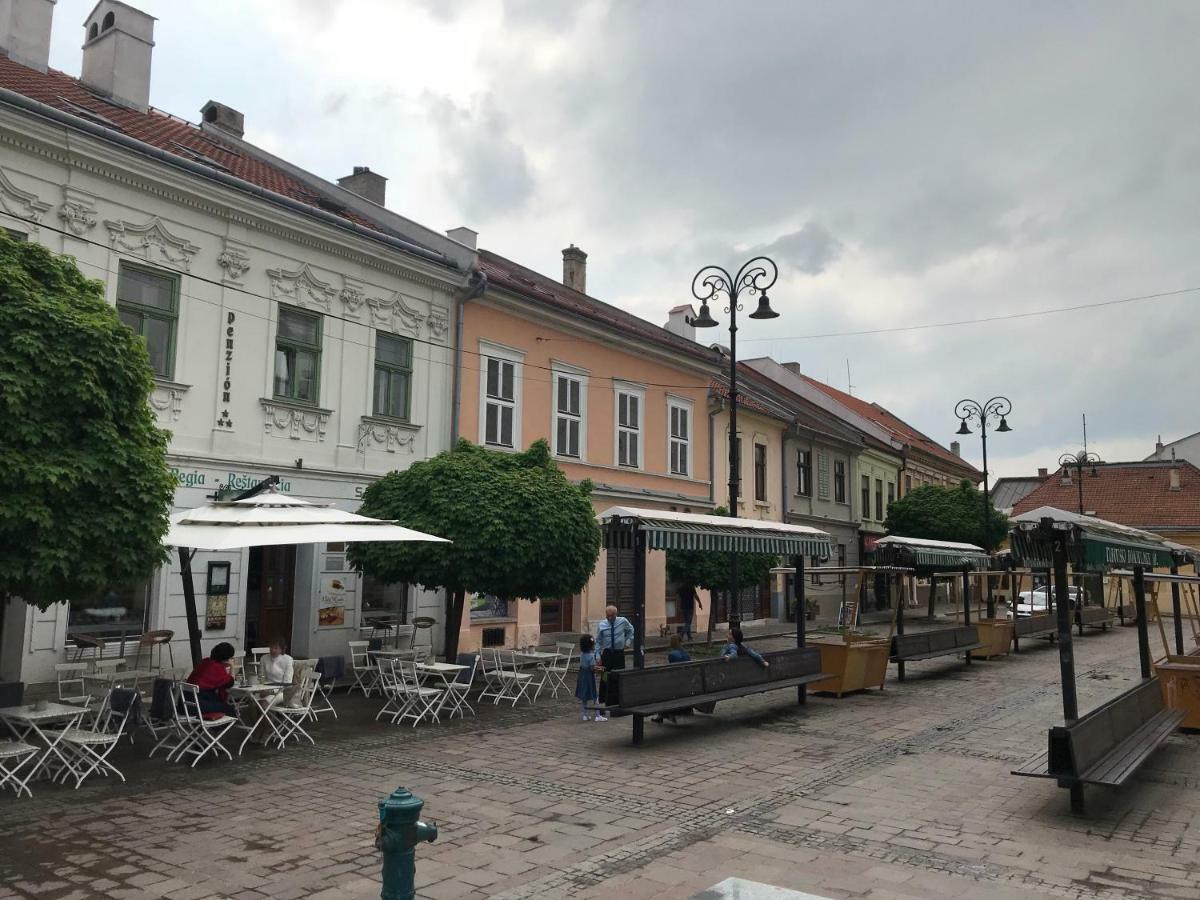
[575,635,607,722]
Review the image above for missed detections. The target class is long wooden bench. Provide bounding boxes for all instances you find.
[608,647,828,745]
[889,626,982,677]
[1012,614,1056,652]
[1012,678,1184,811]
[1076,605,1114,635]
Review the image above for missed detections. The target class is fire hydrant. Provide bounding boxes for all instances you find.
[376,787,438,900]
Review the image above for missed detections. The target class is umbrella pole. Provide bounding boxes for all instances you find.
[179,546,203,668]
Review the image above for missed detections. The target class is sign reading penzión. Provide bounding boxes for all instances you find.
[216,311,235,430]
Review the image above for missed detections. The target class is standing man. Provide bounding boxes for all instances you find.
[596,604,634,705]
[676,581,702,641]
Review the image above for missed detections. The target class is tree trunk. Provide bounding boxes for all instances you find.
[443,587,466,661]
[179,547,203,668]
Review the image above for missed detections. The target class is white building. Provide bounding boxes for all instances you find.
[0,0,477,684]
[1148,432,1200,466]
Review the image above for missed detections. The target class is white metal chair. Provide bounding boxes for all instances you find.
[395,661,444,727]
[308,668,337,720]
[395,624,415,650]
[93,658,126,677]
[168,682,236,767]
[0,741,39,798]
[545,643,576,698]
[267,668,317,748]
[348,641,379,697]
[491,651,535,706]
[247,647,270,679]
[55,662,91,708]
[476,648,507,704]
[374,659,409,723]
[529,650,561,701]
[47,689,132,789]
[442,655,479,719]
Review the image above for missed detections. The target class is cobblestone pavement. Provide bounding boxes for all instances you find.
[2,626,1199,899]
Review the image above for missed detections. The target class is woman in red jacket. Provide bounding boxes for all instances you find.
[186,642,237,718]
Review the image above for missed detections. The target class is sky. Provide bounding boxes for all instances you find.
[48,0,1200,478]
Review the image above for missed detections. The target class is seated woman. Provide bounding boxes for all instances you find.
[186,642,237,719]
[721,626,770,668]
[259,638,294,686]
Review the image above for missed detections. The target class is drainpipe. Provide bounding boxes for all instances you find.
[708,400,721,508]
[449,269,488,443]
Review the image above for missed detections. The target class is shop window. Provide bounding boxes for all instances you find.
[361,575,409,626]
[67,579,151,640]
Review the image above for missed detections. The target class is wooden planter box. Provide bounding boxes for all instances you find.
[970,619,1013,659]
[1154,656,1200,729]
[810,635,889,697]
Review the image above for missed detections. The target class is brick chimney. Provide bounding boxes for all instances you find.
[562,244,587,293]
[201,100,244,138]
[0,0,55,72]
[337,166,386,206]
[1037,467,1048,478]
[81,1,156,113]
[950,441,960,457]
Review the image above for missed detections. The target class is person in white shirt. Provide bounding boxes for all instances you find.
[259,639,294,685]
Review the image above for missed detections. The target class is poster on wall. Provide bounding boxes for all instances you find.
[318,575,350,627]
[470,593,510,620]
[205,594,228,631]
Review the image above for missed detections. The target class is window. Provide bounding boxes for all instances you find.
[361,576,409,626]
[754,444,768,502]
[273,304,321,403]
[817,451,831,500]
[616,386,642,468]
[483,352,518,448]
[905,473,913,494]
[887,482,895,514]
[861,475,871,519]
[875,479,883,521]
[796,449,812,496]
[834,460,847,503]
[67,579,151,640]
[4,227,27,241]
[117,263,178,379]
[554,371,583,459]
[373,332,412,420]
[668,399,692,476]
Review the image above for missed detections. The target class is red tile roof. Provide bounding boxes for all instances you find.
[478,250,718,367]
[0,56,380,232]
[708,376,783,419]
[799,374,980,477]
[1012,461,1200,528]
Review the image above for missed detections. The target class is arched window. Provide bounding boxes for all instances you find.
[88,22,98,40]
[102,11,115,31]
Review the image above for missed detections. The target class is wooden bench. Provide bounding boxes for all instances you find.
[1013,678,1184,811]
[608,647,828,745]
[1012,614,1056,652]
[1075,605,1114,635]
[889,627,982,678]
[1114,602,1137,627]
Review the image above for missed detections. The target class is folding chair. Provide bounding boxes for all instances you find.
[492,651,535,707]
[395,661,444,727]
[0,741,38,798]
[476,648,507,704]
[266,668,317,748]
[544,643,576,699]
[48,689,132,789]
[55,663,91,708]
[443,654,479,719]
[308,666,337,720]
[347,641,379,697]
[375,659,410,723]
[168,683,236,767]
[246,647,270,679]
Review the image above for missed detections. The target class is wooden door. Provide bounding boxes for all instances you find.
[257,545,296,646]
[539,595,574,632]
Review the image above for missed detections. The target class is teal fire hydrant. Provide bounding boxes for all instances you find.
[376,787,438,900]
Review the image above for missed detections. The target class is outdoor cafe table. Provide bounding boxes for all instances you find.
[515,650,557,664]
[229,682,288,754]
[416,662,468,718]
[84,669,156,691]
[0,702,87,782]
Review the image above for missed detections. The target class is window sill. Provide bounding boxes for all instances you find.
[153,377,192,392]
[262,396,332,415]
[362,414,421,432]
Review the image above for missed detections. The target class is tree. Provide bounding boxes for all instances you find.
[666,506,779,636]
[0,233,175,614]
[883,479,1008,549]
[349,439,602,659]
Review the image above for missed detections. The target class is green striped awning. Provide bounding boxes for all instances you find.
[872,535,990,572]
[600,506,832,557]
[1009,506,1177,572]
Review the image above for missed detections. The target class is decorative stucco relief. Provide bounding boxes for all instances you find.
[261,398,330,442]
[358,418,417,454]
[0,168,52,233]
[427,307,450,342]
[104,216,200,271]
[58,187,99,236]
[148,381,188,423]
[216,242,252,282]
[266,262,335,311]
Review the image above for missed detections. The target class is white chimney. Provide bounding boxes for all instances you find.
[337,166,386,206]
[446,226,477,250]
[1170,464,1182,491]
[201,100,244,139]
[664,304,696,341]
[562,244,586,293]
[81,1,155,113]
[950,441,961,457]
[0,0,55,72]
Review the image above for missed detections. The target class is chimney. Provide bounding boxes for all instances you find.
[1037,467,1048,478]
[562,244,587,293]
[664,304,696,341]
[0,0,55,72]
[1170,464,1182,491]
[200,100,244,138]
[337,166,386,206]
[783,362,803,377]
[1155,435,1164,458]
[950,441,961,457]
[446,226,477,250]
[81,1,156,113]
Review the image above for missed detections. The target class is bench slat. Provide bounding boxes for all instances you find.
[622,672,832,716]
[890,643,983,662]
[1012,749,1053,779]
[1081,709,1185,786]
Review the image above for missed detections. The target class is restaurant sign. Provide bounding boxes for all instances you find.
[1084,541,1173,570]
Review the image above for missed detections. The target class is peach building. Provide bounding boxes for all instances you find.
[454,247,719,650]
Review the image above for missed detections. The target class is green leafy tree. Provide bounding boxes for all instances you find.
[349,439,602,659]
[666,507,779,636]
[883,479,1008,550]
[0,233,175,614]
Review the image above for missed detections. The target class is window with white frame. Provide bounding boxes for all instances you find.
[668,398,692,476]
[480,342,523,449]
[553,367,585,459]
[615,384,643,468]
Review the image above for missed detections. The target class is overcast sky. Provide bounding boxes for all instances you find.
[49,1,1199,478]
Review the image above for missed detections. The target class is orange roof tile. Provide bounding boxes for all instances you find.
[1012,461,1200,528]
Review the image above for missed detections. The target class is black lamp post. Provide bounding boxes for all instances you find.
[688,257,779,626]
[954,397,1013,617]
[1058,450,1102,515]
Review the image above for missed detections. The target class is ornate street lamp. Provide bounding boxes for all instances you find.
[1058,449,1102,515]
[688,257,779,625]
[954,396,1013,617]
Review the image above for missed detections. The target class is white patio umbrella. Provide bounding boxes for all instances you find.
[163,484,449,665]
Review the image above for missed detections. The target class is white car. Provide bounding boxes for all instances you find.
[1015,585,1086,617]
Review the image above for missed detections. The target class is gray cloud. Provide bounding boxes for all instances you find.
[754,223,843,275]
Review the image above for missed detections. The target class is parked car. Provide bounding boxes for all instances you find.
[1015,585,1087,617]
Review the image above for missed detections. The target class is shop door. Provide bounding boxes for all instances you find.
[248,545,296,648]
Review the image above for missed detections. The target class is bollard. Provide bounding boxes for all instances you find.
[376,787,438,900]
